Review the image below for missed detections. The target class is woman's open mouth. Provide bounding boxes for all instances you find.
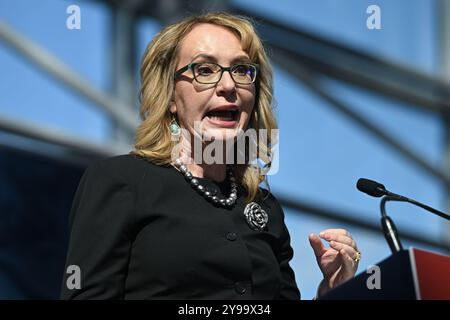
[204,109,239,128]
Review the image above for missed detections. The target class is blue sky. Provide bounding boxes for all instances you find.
[0,0,448,299]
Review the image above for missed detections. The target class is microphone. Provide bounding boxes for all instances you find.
[356,178,450,254]
[357,178,450,220]
[357,178,406,199]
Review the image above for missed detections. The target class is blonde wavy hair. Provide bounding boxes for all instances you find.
[133,12,277,202]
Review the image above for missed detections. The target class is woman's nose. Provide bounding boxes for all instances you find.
[216,70,236,96]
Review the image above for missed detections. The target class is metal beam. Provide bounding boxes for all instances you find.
[271,48,450,189]
[438,0,450,245]
[232,6,450,116]
[111,3,139,145]
[0,20,139,136]
[111,5,137,107]
[0,114,130,161]
[277,195,450,253]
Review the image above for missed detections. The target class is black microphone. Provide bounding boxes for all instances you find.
[356,178,406,199]
[357,178,450,220]
[357,178,404,253]
[357,178,386,197]
[356,178,450,254]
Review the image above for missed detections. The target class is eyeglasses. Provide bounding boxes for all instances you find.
[174,62,259,85]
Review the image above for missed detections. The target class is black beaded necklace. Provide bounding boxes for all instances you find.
[173,158,237,207]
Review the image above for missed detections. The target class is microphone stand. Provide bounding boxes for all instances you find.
[358,178,450,254]
[380,196,405,253]
[379,194,450,253]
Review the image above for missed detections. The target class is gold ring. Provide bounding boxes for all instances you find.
[354,251,361,263]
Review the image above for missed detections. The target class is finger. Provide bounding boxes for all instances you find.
[308,233,327,258]
[320,233,357,249]
[320,229,352,239]
[339,249,357,275]
[329,241,359,260]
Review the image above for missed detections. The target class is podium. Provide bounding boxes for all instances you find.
[321,248,450,300]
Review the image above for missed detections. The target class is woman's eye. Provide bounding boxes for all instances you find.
[196,66,214,75]
[234,65,250,75]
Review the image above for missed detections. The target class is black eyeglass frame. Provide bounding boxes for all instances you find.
[174,62,259,85]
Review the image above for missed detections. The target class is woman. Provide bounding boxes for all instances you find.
[60,12,360,300]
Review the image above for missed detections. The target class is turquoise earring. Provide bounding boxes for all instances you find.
[169,116,181,139]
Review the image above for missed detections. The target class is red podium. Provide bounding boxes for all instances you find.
[321,248,450,300]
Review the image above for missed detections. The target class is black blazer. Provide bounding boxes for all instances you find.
[60,154,300,299]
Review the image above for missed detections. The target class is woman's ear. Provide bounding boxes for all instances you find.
[170,93,177,114]
[170,103,177,114]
